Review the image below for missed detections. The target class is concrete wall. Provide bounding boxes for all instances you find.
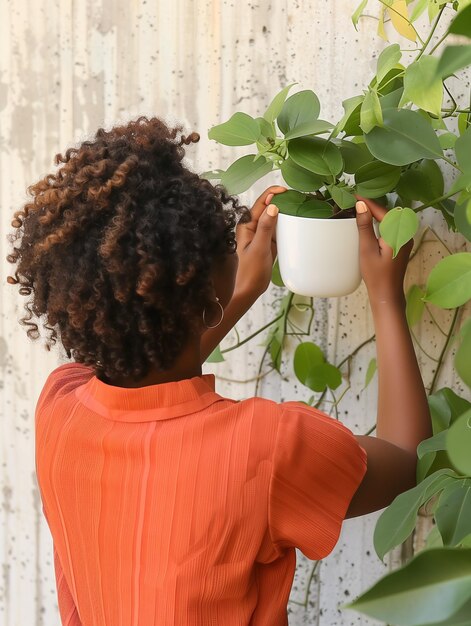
[1,1,469,624]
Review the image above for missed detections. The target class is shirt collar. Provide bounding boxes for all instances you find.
[75,373,226,422]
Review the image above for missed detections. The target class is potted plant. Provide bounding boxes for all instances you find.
[205,0,471,623]
[203,2,470,299]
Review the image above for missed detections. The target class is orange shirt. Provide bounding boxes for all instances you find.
[35,362,367,626]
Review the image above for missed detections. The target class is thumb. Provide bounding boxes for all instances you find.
[355,200,378,255]
[250,203,278,253]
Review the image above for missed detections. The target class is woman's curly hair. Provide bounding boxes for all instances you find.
[6,116,250,382]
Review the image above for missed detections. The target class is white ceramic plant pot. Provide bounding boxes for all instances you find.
[276,214,361,297]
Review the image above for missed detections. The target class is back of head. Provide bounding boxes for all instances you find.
[7,116,250,382]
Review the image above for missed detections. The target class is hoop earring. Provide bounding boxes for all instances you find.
[203,297,224,329]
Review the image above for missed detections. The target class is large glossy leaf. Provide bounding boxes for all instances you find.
[293,342,341,393]
[406,284,426,327]
[280,158,324,192]
[221,155,273,194]
[373,469,457,559]
[333,95,364,137]
[396,160,444,204]
[424,253,471,309]
[347,548,471,625]
[289,137,343,177]
[379,85,404,110]
[360,89,383,134]
[455,318,471,389]
[379,207,419,257]
[335,139,374,174]
[437,45,471,79]
[277,90,321,136]
[327,184,356,209]
[447,410,471,475]
[417,597,471,626]
[376,43,402,84]
[455,126,471,174]
[436,481,471,546]
[296,199,333,218]
[428,388,471,434]
[355,161,401,197]
[263,83,296,123]
[455,199,471,241]
[448,4,471,38]
[208,112,261,146]
[365,108,443,166]
[271,190,306,215]
[284,119,334,141]
[401,55,443,117]
[416,430,448,482]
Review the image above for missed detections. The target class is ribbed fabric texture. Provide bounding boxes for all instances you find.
[35,363,367,626]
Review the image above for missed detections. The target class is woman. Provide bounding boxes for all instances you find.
[7,116,431,625]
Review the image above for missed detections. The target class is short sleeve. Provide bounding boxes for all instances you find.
[268,402,367,561]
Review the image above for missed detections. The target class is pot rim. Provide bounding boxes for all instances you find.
[277,213,358,223]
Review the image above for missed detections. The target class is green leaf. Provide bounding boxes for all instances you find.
[335,140,374,174]
[396,160,444,204]
[295,199,333,218]
[355,161,401,197]
[293,342,341,393]
[458,112,471,136]
[284,119,334,141]
[424,253,471,309]
[438,131,458,150]
[447,409,471,475]
[294,341,324,381]
[332,95,364,137]
[364,358,377,388]
[406,284,426,327]
[352,0,369,28]
[429,388,471,433]
[360,89,383,134]
[455,199,471,241]
[206,345,225,363]
[437,45,471,78]
[263,84,296,123]
[277,90,321,136]
[327,184,356,209]
[347,548,471,625]
[379,207,419,258]
[255,116,275,139]
[455,126,471,174]
[208,112,261,146]
[400,55,443,117]
[379,85,404,110]
[416,430,448,482]
[436,481,471,545]
[271,258,284,287]
[455,317,471,388]
[410,0,428,22]
[365,108,443,166]
[221,155,273,194]
[424,525,443,550]
[448,4,471,38]
[373,469,457,559]
[376,43,402,84]
[272,190,307,215]
[280,158,324,192]
[289,137,343,177]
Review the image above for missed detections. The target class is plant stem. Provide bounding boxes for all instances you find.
[215,368,274,384]
[364,423,376,436]
[413,190,458,213]
[410,328,440,362]
[425,303,448,337]
[429,307,461,394]
[415,6,446,61]
[429,227,453,255]
[221,312,285,354]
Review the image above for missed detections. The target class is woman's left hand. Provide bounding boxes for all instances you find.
[234,185,287,298]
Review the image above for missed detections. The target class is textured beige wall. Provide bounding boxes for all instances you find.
[1,1,469,624]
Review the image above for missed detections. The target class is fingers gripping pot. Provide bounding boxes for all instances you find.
[276,214,362,297]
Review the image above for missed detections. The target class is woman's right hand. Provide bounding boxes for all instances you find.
[354,195,413,307]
